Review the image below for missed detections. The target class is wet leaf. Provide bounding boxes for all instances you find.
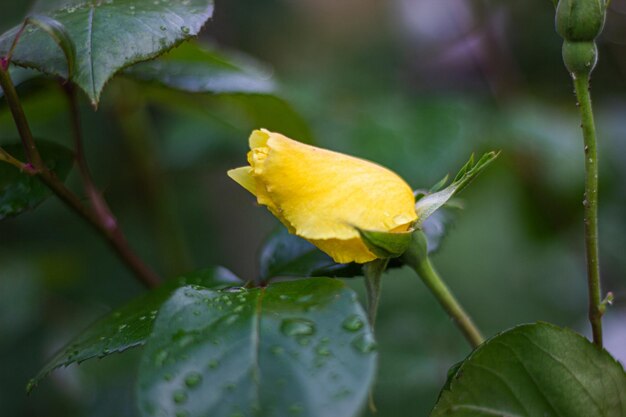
[27,267,240,393]
[0,0,214,105]
[125,41,275,94]
[137,278,376,417]
[0,141,72,220]
[432,322,626,417]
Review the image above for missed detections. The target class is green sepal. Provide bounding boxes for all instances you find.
[414,151,499,227]
[562,41,597,76]
[556,0,606,42]
[357,227,413,259]
[399,229,429,270]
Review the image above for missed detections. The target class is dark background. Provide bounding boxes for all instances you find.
[1,0,625,416]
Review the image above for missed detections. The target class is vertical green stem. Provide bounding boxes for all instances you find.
[412,258,484,348]
[0,66,160,288]
[363,258,389,327]
[573,74,603,346]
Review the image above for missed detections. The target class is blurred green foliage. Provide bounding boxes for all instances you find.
[1,0,625,416]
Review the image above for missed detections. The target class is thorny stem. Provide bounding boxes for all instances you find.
[0,146,34,172]
[0,65,160,288]
[412,257,484,348]
[1,21,27,71]
[573,74,604,347]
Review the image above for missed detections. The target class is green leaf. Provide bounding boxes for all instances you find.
[431,322,626,417]
[0,141,73,220]
[27,267,241,393]
[415,151,498,227]
[137,278,376,417]
[0,0,214,105]
[23,14,76,79]
[125,42,275,94]
[258,227,362,281]
[142,84,314,145]
[357,227,413,259]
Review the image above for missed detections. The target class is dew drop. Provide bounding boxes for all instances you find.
[333,387,352,399]
[393,213,412,224]
[316,345,331,356]
[159,25,167,31]
[342,314,364,332]
[296,294,314,303]
[184,372,202,388]
[181,26,190,34]
[154,349,169,367]
[280,318,316,337]
[296,336,311,346]
[208,359,219,369]
[270,346,284,356]
[352,334,377,353]
[172,390,188,404]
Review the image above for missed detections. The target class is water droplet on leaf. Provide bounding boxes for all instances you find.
[352,334,377,353]
[342,315,364,332]
[184,372,202,388]
[172,390,187,404]
[280,318,316,337]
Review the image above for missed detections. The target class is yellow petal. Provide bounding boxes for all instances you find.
[309,237,377,264]
[251,130,417,241]
[228,129,417,264]
[227,166,256,195]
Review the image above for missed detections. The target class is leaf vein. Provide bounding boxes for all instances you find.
[494,340,563,417]
[518,333,603,414]
[86,5,96,100]
[465,362,530,416]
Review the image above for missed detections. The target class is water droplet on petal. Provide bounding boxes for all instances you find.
[393,214,412,224]
[181,26,190,34]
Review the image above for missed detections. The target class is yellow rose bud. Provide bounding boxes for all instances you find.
[227,129,417,264]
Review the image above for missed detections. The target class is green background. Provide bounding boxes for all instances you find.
[1,0,625,416]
